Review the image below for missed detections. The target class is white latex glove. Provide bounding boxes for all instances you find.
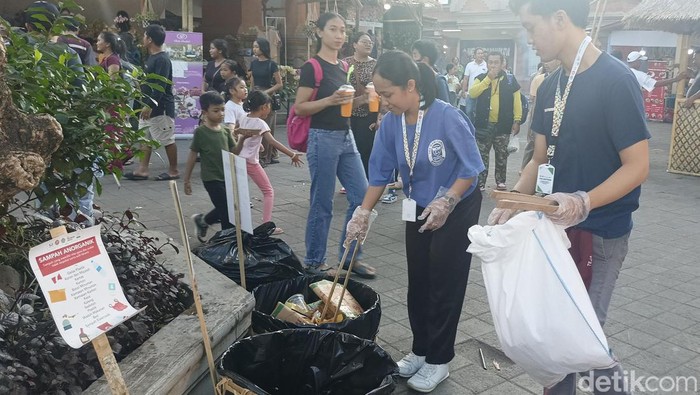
[344,207,371,247]
[417,192,458,233]
[487,208,517,225]
[544,191,590,227]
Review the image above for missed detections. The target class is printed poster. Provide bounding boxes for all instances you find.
[163,31,204,138]
[222,150,254,234]
[644,61,668,122]
[28,226,140,349]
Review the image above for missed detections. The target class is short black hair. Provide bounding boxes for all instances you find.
[24,1,59,32]
[411,39,440,66]
[509,0,589,29]
[200,91,225,111]
[374,50,437,110]
[446,63,455,73]
[486,51,504,63]
[145,24,166,47]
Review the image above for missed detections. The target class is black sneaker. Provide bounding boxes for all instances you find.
[191,214,209,242]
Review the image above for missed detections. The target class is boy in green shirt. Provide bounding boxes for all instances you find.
[184,92,240,241]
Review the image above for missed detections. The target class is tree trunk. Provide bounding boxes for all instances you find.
[0,40,63,205]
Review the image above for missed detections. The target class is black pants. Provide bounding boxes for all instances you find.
[203,180,234,230]
[405,189,482,364]
[351,114,375,178]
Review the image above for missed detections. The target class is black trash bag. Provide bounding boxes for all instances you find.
[252,275,381,340]
[218,329,398,395]
[192,222,304,291]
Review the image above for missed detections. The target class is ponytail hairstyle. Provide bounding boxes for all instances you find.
[374,50,437,110]
[220,59,237,77]
[314,12,345,54]
[243,90,271,113]
[223,76,244,101]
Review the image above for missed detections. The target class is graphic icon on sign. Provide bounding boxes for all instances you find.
[108,283,116,291]
[79,328,89,344]
[48,289,67,303]
[52,274,63,284]
[97,322,113,331]
[110,299,128,311]
[62,319,72,330]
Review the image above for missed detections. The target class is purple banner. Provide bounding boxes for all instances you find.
[164,32,204,137]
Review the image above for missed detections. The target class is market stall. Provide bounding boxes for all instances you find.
[624,0,700,176]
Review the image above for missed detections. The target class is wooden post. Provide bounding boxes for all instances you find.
[49,227,129,395]
[228,156,248,291]
[668,34,691,172]
[169,182,220,394]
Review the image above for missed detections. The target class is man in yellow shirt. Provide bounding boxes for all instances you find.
[469,51,522,191]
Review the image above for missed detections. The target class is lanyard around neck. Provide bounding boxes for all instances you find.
[402,109,425,199]
[547,36,592,162]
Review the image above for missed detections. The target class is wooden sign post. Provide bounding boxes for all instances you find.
[169,181,257,395]
[227,155,248,290]
[48,226,129,395]
[169,182,220,393]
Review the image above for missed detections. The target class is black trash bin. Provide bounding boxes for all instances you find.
[251,275,382,340]
[192,222,304,290]
[218,329,398,395]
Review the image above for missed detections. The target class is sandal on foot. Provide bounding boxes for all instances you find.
[155,172,180,181]
[272,227,284,235]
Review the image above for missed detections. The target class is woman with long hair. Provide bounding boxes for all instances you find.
[114,10,140,65]
[293,12,376,279]
[342,31,377,177]
[205,38,229,93]
[96,31,124,76]
[345,51,484,393]
[249,37,283,165]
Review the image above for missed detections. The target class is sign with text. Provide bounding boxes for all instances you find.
[29,226,140,349]
[222,150,254,234]
[164,31,204,138]
[644,60,669,122]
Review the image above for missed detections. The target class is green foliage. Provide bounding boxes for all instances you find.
[1,1,163,212]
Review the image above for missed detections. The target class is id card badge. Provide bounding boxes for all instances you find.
[536,164,556,195]
[402,198,417,222]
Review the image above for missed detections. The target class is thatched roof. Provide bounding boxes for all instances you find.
[623,0,700,35]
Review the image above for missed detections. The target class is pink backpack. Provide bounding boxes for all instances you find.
[286,59,348,152]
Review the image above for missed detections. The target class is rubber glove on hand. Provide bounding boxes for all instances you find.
[544,191,590,228]
[417,193,457,233]
[487,208,517,225]
[344,207,371,248]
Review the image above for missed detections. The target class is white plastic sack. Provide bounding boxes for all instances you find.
[507,134,520,153]
[467,211,617,388]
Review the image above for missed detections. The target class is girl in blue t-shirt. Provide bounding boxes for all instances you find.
[345,50,484,393]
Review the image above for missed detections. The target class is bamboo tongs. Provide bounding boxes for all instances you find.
[490,191,558,213]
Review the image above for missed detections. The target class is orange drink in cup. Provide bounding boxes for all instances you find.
[366,82,379,112]
[339,84,355,117]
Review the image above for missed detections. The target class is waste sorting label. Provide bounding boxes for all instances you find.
[29,225,140,349]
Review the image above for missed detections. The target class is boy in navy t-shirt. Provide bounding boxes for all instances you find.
[491,1,650,394]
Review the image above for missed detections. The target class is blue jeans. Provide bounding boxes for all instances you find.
[464,97,477,120]
[305,128,368,266]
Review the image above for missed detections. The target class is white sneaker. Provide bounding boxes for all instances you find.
[397,352,425,378]
[406,363,449,393]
